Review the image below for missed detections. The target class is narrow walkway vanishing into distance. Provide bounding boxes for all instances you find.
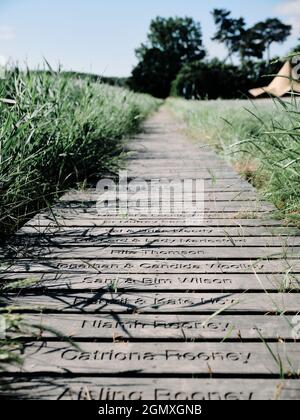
[1,108,300,400]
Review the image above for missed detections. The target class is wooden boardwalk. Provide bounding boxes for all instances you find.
[1,108,300,400]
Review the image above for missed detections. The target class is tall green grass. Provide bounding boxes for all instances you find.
[167,96,300,222]
[0,68,160,239]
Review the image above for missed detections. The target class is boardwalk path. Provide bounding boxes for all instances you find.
[1,108,300,400]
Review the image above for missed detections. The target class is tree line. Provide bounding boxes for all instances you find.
[128,10,298,99]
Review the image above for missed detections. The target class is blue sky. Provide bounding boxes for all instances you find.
[0,0,299,76]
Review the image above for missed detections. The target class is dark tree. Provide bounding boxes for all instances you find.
[251,18,292,63]
[130,48,175,98]
[171,58,283,100]
[212,9,246,63]
[212,10,291,65]
[236,28,265,63]
[171,59,242,99]
[129,16,206,98]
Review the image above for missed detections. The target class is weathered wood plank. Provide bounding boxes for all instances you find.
[124,144,217,152]
[120,158,232,163]
[51,202,274,212]
[18,314,297,340]
[2,245,298,260]
[75,209,277,219]
[125,162,235,167]
[1,273,298,291]
[29,215,277,229]
[126,164,231,169]
[57,190,258,203]
[61,180,255,194]
[124,177,252,185]
[8,235,300,247]
[6,342,300,375]
[126,157,227,162]
[59,193,260,204]
[125,172,238,179]
[126,163,233,169]
[123,155,227,163]
[18,226,300,237]
[2,292,299,313]
[1,259,298,274]
[26,218,282,229]
[128,156,228,162]
[127,152,224,158]
[1,378,298,400]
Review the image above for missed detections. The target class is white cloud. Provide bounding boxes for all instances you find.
[276,0,300,36]
[0,25,15,40]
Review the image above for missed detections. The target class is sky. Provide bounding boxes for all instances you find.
[0,0,299,77]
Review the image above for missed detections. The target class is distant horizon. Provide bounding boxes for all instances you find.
[0,0,299,77]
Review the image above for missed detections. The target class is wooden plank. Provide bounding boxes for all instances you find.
[48,202,275,214]
[1,273,298,291]
[112,178,256,188]
[127,164,233,169]
[18,314,297,340]
[127,152,224,158]
[1,378,299,400]
[51,202,274,212]
[124,144,215,152]
[1,259,298,274]
[124,150,223,158]
[127,168,234,174]
[125,158,231,163]
[126,172,238,178]
[126,138,196,143]
[59,193,261,203]
[130,159,236,167]
[123,157,229,162]
[124,177,251,184]
[125,161,234,166]
[61,180,255,193]
[27,216,282,227]
[127,151,223,155]
[125,175,239,182]
[128,155,225,160]
[125,150,224,155]
[124,157,231,163]
[2,245,298,260]
[126,161,233,167]
[8,235,300,248]
[60,196,261,205]
[18,226,300,237]
[30,215,276,226]
[129,173,241,179]
[6,342,300,375]
[2,292,299,313]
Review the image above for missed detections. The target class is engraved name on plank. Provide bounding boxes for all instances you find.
[16,343,300,375]
[2,260,298,274]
